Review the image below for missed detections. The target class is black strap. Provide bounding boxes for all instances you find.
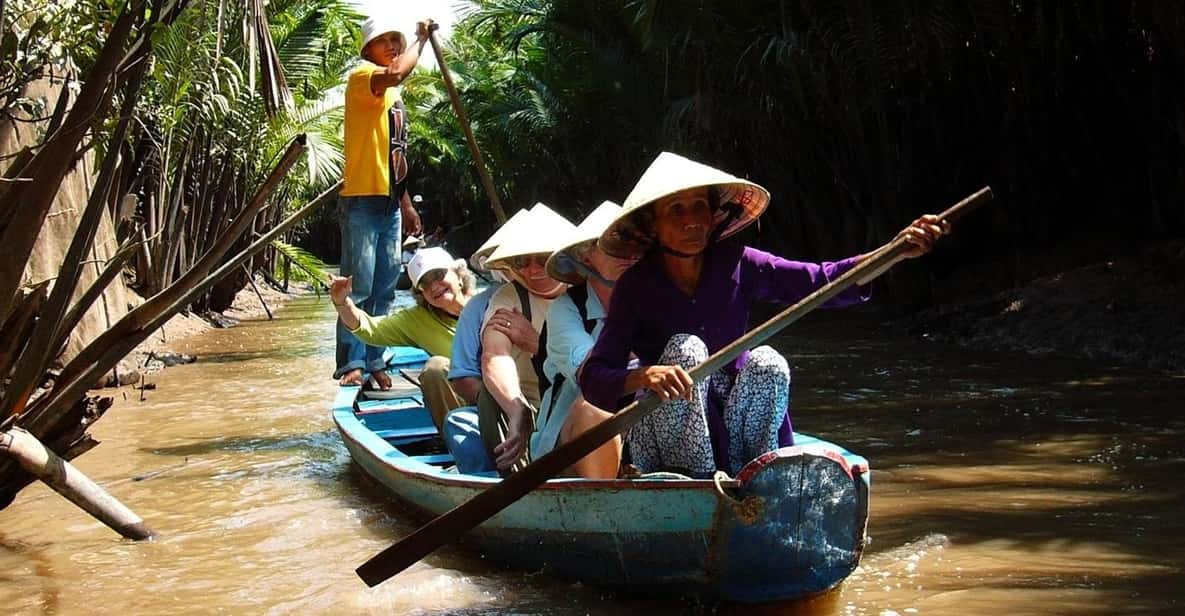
[534,284,599,426]
[565,283,596,333]
[511,282,533,322]
[387,99,409,202]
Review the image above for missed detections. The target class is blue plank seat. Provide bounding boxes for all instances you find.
[409,453,454,466]
[373,426,440,443]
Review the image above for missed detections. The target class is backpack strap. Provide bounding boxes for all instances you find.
[510,282,551,395]
[511,281,533,322]
[565,283,597,334]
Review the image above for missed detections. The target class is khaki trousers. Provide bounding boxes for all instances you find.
[419,356,467,432]
[477,385,539,476]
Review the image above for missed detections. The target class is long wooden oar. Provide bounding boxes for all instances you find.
[357,186,994,586]
[426,25,507,224]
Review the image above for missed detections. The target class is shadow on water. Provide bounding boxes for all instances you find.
[142,430,342,458]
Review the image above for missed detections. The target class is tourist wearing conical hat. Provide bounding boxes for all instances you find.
[434,211,544,473]
[579,152,949,477]
[473,204,576,474]
[334,10,432,388]
[525,202,639,478]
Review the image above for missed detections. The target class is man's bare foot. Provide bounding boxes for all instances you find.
[339,368,364,386]
[371,371,393,390]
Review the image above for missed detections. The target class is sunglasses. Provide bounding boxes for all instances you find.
[416,269,446,290]
[510,254,548,269]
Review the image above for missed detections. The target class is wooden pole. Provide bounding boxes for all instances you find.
[356,186,994,586]
[427,27,506,224]
[0,428,154,540]
[241,263,273,320]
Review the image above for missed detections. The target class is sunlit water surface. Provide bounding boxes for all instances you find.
[2,295,1182,615]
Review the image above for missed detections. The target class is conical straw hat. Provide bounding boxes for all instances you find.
[470,207,531,271]
[598,152,770,259]
[485,203,575,270]
[545,201,623,284]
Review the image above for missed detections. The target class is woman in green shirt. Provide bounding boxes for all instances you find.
[329,247,477,366]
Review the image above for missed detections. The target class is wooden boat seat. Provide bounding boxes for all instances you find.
[355,397,423,415]
[409,453,454,466]
[374,426,440,441]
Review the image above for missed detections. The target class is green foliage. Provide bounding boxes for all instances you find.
[0,0,116,118]
[402,0,1185,297]
[270,239,329,294]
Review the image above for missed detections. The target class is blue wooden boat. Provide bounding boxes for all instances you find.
[333,347,871,602]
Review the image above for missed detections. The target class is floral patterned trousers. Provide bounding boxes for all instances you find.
[626,334,791,477]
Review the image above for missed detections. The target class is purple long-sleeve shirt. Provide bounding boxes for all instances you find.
[578,240,868,464]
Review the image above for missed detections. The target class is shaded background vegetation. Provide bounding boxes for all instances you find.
[298,0,1185,309]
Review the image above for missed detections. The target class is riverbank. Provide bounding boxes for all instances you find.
[98,275,313,387]
[902,240,1185,372]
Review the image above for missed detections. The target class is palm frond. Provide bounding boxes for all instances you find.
[271,240,330,294]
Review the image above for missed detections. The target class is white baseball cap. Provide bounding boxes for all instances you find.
[407,247,456,288]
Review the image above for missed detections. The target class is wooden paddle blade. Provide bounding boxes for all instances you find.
[356,396,655,586]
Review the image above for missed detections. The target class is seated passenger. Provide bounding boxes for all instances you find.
[329,247,476,396]
[475,205,575,474]
[438,210,538,472]
[579,153,948,477]
[527,202,638,478]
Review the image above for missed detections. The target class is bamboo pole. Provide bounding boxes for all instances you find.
[0,428,154,540]
[241,263,273,320]
[427,28,506,224]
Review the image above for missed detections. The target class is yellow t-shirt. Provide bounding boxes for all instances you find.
[482,283,554,404]
[341,62,401,197]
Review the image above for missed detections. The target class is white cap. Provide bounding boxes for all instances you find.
[360,13,408,58]
[407,247,456,288]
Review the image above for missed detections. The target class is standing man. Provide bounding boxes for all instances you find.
[334,12,430,387]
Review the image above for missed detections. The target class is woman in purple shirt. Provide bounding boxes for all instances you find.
[578,152,948,477]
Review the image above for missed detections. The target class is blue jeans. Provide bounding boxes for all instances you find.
[443,407,496,474]
[335,195,401,378]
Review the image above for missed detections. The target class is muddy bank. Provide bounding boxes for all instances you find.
[902,241,1185,372]
[99,275,314,387]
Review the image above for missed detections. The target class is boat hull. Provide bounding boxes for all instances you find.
[333,350,869,601]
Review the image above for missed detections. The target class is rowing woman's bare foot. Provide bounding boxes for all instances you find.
[371,371,393,390]
[339,368,364,386]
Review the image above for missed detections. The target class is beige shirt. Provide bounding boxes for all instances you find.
[482,283,554,403]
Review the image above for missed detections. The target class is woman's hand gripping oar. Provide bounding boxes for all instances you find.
[356,187,994,587]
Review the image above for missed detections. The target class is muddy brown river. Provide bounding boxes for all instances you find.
[2,294,1182,614]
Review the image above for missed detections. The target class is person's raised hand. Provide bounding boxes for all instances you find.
[897,214,950,259]
[416,18,436,41]
[329,274,353,306]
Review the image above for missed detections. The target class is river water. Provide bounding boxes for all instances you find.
[1,295,1182,615]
